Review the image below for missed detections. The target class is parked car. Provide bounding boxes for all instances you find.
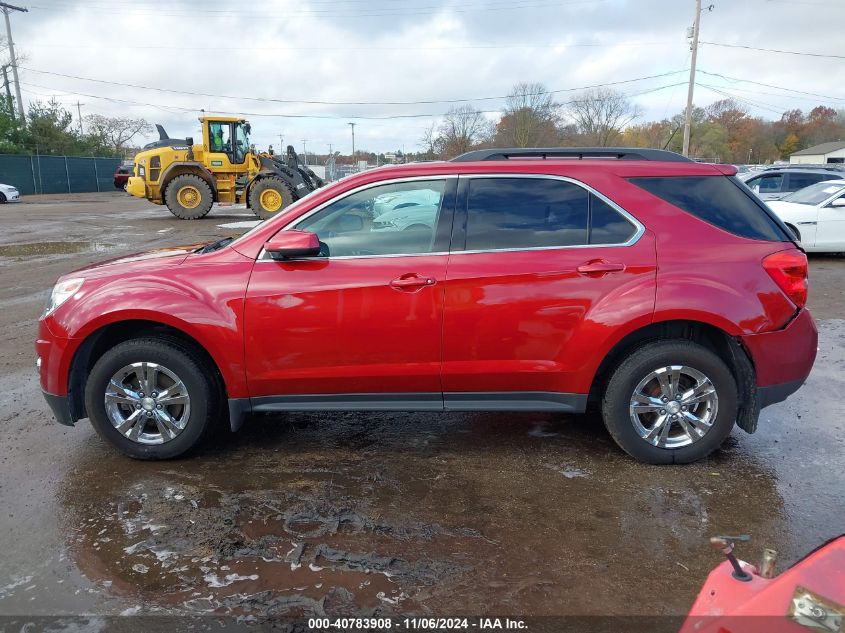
[0,182,21,203]
[740,167,845,201]
[37,147,817,464]
[113,164,134,190]
[768,180,845,251]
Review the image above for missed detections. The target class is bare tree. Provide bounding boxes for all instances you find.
[420,121,439,159]
[436,105,493,158]
[84,114,152,155]
[496,82,560,147]
[566,88,642,146]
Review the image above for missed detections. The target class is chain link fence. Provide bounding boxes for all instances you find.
[0,154,123,195]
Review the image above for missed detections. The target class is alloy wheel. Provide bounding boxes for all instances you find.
[103,362,191,445]
[628,365,718,449]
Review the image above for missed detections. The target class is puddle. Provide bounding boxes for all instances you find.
[0,241,117,258]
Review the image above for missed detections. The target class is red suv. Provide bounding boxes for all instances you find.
[36,148,817,463]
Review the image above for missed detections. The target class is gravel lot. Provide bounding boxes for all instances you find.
[1,192,843,627]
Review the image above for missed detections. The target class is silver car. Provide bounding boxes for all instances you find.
[741,168,845,201]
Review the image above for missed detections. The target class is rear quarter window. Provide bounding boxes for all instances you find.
[628,176,790,242]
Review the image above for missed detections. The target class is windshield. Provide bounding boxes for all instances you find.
[782,181,845,205]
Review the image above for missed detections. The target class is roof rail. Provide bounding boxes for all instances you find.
[450,147,692,163]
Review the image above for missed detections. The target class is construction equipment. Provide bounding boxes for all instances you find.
[126,116,324,220]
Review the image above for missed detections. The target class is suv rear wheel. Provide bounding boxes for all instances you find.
[601,340,737,464]
[84,338,218,459]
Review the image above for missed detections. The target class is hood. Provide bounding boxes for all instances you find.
[69,243,207,277]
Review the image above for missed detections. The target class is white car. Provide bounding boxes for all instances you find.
[768,180,845,252]
[0,183,21,203]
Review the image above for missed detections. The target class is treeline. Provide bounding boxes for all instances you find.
[0,99,150,158]
[419,83,845,164]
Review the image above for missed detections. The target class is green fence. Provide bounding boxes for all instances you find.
[0,154,123,195]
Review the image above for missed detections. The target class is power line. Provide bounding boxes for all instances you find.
[18,79,686,121]
[22,40,675,52]
[697,69,845,102]
[18,66,688,106]
[28,0,609,19]
[701,40,845,60]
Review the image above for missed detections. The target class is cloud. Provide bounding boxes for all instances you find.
[8,0,844,153]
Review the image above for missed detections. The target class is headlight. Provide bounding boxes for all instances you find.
[43,278,84,316]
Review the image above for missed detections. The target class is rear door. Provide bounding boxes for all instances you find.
[441,175,657,410]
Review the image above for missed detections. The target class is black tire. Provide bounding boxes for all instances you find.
[0,192,6,203]
[84,338,220,459]
[164,174,213,220]
[249,177,295,220]
[601,340,737,464]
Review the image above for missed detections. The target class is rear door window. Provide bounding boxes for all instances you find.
[629,176,790,241]
[787,172,835,191]
[464,178,589,250]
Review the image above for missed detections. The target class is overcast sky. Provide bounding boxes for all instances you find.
[6,0,845,154]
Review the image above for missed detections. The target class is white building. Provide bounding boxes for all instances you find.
[790,141,845,165]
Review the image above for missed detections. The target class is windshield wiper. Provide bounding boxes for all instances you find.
[196,237,234,254]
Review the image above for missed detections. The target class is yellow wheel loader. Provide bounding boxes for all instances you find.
[126,116,324,220]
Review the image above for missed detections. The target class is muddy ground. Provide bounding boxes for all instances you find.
[0,192,843,627]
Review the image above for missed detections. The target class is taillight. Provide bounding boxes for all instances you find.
[763,248,808,308]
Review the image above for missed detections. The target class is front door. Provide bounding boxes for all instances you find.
[441,175,657,410]
[816,189,845,251]
[243,177,456,408]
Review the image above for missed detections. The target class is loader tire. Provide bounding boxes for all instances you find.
[249,177,295,220]
[165,174,213,220]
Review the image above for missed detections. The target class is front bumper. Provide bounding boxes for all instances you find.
[2,190,20,202]
[742,308,818,409]
[42,391,75,426]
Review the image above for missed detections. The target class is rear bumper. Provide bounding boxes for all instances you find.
[742,308,818,408]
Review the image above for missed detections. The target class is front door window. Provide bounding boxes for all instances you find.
[295,180,449,257]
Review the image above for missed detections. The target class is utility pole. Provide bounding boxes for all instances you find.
[301,139,308,164]
[279,133,284,150]
[1,65,13,116]
[1,2,27,122]
[76,100,85,135]
[348,122,356,164]
[682,0,713,157]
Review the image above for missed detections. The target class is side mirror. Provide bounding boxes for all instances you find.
[264,230,320,260]
[830,197,845,208]
[185,136,194,145]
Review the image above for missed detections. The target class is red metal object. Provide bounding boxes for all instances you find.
[682,536,845,633]
[37,157,818,428]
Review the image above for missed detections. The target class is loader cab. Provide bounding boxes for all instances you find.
[203,118,251,168]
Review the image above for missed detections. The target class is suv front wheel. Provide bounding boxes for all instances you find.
[84,338,218,459]
[602,340,738,464]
